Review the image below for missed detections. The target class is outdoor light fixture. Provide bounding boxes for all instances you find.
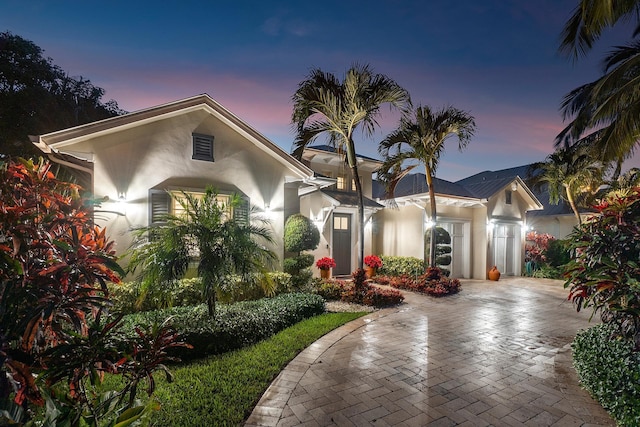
[511,182,518,192]
[118,192,127,202]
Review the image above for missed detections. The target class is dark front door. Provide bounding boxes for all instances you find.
[332,213,351,275]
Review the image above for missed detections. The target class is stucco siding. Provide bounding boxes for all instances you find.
[84,110,288,263]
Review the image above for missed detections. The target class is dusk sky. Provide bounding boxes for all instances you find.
[2,0,638,181]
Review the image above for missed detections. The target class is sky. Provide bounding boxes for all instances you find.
[2,0,638,182]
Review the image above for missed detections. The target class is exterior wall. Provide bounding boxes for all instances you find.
[527,214,583,240]
[486,187,533,276]
[299,191,376,277]
[373,202,490,279]
[74,109,290,264]
[373,204,425,260]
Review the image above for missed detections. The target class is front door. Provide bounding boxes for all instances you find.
[332,213,351,275]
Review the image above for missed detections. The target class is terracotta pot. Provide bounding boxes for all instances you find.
[488,266,501,281]
[320,269,330,280]
[365,266,377,279]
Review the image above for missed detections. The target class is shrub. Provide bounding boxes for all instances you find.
[379,267,461,297]
[312,270,404,308]
[313,280,346,300]
[0,158,187,426]
[565,188,640,348]
[284,214,320,253]
[573,324,640,426]
[379,256,425,277]
[117,293,325,360]
[545,238,571,267]
[363,287,404,307]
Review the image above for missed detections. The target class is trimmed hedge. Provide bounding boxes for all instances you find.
[379,256,425,277]
[109,272,294,314]
[118,293,325,360]
[573,324,640,426]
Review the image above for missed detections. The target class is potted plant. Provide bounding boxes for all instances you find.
[316,257,336,279]
[364,254,383,278]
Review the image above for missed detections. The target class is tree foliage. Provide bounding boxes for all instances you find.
[378,104,475,267]
[0,158,188,425]
[291,64,410,269]
[565,187,640,350]
[128,187,277,317]
[0,31,124,158]
[284,214,319,254]
[557,1,640,175]
[529,145,606,225]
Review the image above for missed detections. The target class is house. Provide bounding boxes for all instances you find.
[297,146,543,279]
[32,95,563,280]
[31,94,330,265]
[457,165,593,239]
[296,145,384,276]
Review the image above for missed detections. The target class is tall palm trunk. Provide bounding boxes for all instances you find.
[564,184,582,226]
[352,163,365,271]
[425,168,437,267]
[346,140,365,271]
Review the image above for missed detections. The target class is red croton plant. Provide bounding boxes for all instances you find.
[0,158,190,425]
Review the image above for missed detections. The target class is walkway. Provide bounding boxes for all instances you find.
[245,278,614,426]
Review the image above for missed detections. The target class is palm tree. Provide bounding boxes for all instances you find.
[291,64,411,269]
[529,146,606,226]
[378,105,476,267]
[559,0,640,59]
[127,186,276,316]
[557,0,640,175]
[557,41,640,173]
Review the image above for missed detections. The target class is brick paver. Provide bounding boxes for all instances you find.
[245,278,614,426]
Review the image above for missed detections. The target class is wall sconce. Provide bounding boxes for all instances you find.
[511,182,518,192]
[487,218,496,231]
[118,192,127,202]
[425,218,434,229]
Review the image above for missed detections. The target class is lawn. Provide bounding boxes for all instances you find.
[103,311,366,426]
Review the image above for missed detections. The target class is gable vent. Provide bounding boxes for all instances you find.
[192,133,214,161]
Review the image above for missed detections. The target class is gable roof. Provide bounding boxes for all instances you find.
[31,94,314,180]
[373,173,476,199]
[457,164,591,216]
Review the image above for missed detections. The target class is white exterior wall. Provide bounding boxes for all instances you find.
[70,109,291,264]
[373,205,425,260]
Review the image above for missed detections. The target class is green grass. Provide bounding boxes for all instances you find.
[105,312,366,426]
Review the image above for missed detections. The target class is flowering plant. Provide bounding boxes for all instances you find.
[364,254,383,269]
[315,257,336,270]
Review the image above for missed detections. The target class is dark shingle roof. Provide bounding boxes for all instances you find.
[374,173,477,199]
[457,164,592,216]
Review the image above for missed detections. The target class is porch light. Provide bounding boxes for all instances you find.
[425,219,434,229]
[511,182,518,192]
[118,192,127,202]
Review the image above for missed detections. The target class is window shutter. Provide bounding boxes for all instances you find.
[149,189,170,225]
[192,133,214,161]
[233,196,250,225]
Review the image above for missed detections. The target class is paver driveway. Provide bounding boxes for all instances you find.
[246,278,614,426]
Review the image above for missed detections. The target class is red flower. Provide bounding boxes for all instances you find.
[364,255,382,269]
[316,257,336,270]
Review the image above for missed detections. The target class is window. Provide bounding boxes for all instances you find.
[334,216,349,230]
[192,133,214,161]
[505,190,512,205]
[336,176,346,190]
[170,191,231,219]
[149,189,249,226]
[351,178,362,192]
